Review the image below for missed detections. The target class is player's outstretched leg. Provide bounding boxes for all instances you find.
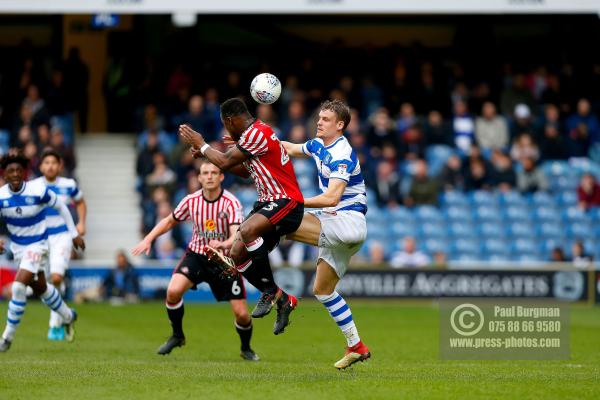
[0,281,28,352]
[231,300,259,361]
[40,284,77,342]
[157,274,191,355]
[313,261,370,369]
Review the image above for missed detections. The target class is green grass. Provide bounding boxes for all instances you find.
[0,300,599,399]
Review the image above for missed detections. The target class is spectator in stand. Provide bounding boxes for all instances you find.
[64,47,89,132]
[490,151,516,192]
[374,160,402,207]
[465,158,492,191]
[452,100,475,154]
[405,159,440,207]
[475,101,509,151]
[390,236,430,268]
[103,250,140,303]
[145,152,177,196]
[577,173,600,210]
[439,154,465,191]
[510,133,540,164]
[431,251,448,269]
[538,105,568,160]
[517,157,549,193]
[46,67,69,118]
[175,95,213,142]
[423,110,453,146]
[500,73,535,116]
[567,98,600,145]
[366,107,396,153]
[49,126,76,174]
[398,125,426,161]
[136,132,159,181]
[395,102,419,135]
[571,240,594,268]
[540,74,562,109]
[510,103,535,139]
[368,241,386,265]
[550,247,567,262]
[279,100,307,139]
[22,84,50,131]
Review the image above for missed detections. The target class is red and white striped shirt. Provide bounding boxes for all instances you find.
[172,189,243,255]
[237,119,304,204]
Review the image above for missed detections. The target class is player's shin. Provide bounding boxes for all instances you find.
[2,281,27,341]
[316,291,361,347]
[243,237,278,293]
[41,284,74,323]
[234,320,253,351]
[166,299,185,338]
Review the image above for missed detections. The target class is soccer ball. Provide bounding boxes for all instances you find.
[250,73,281,105]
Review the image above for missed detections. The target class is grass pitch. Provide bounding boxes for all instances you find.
[0,300,598,400]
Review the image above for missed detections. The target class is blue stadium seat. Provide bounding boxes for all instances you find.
[589,208,600,223]
[511,238,538,254]
[482,238,509,254]
[417,222,448,238]
[423,238,450,254]
[531,192,557,208]
[469,190,498,206]
[415,205,444,222]
[441,191,469,207]
[449,222,477,238]
[367,223,388,241]
[444,205,473,222]
[511,252,543,262]
[237,188,257,205]
[477,222,506,238]
[366,206,386,223]
[483,252,511,262]
[566,222,594,239]
[451,238,481,254]
[473,205,502,222]
[539,238,566,256]
[391,222,417,238]
[562,207,588,223]
[451,251,483,262]
[504,205,533,222]
[386,207,416,224]
[550,176,578,192]
[542,160,570,177]
[499,191,528,207]
[508,222,536,238]
[556,191,578,208]
[533,206,561,223]
[537,222,565,239]
[425,145,454,176]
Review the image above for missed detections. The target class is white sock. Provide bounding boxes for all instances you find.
[41,285,73,324]
[316,291,361,347]
[2,281,27,341]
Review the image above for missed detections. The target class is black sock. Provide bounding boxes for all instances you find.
[235,320,253,351]
[242,237,278,293]
[166,301,185,338]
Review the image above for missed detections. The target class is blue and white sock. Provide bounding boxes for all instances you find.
[41,285,73,324]
[2,281,27,341]
[49,283,66,328]
[316,291,361,347]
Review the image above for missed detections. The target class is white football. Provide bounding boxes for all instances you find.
[250,73,281,105]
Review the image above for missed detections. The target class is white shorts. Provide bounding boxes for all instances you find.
[11,240,50,274]
[309,210,367,278]
[48,232,73,276]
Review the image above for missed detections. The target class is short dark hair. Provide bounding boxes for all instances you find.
[40,149,62,163]
[220,98,250,119]
[320,99,351,130]
[1,153,29,170]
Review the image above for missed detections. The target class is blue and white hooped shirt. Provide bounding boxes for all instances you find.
[301,135,367,214]
[33,177,83,236]
[0,180,58,246]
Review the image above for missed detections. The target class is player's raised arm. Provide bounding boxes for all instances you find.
[74,197,87,236]
[282,141,309,158]
[179,124,248,170]
[132,214,179,256]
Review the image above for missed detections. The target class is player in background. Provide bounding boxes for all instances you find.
[281,99,370,369]
[132,162,259,361]
[33,150,87,341]
[0,153,85,352]
[179,98,304,335]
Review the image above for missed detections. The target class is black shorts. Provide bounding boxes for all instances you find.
[248,198,304,248]
[174,251,245,301]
